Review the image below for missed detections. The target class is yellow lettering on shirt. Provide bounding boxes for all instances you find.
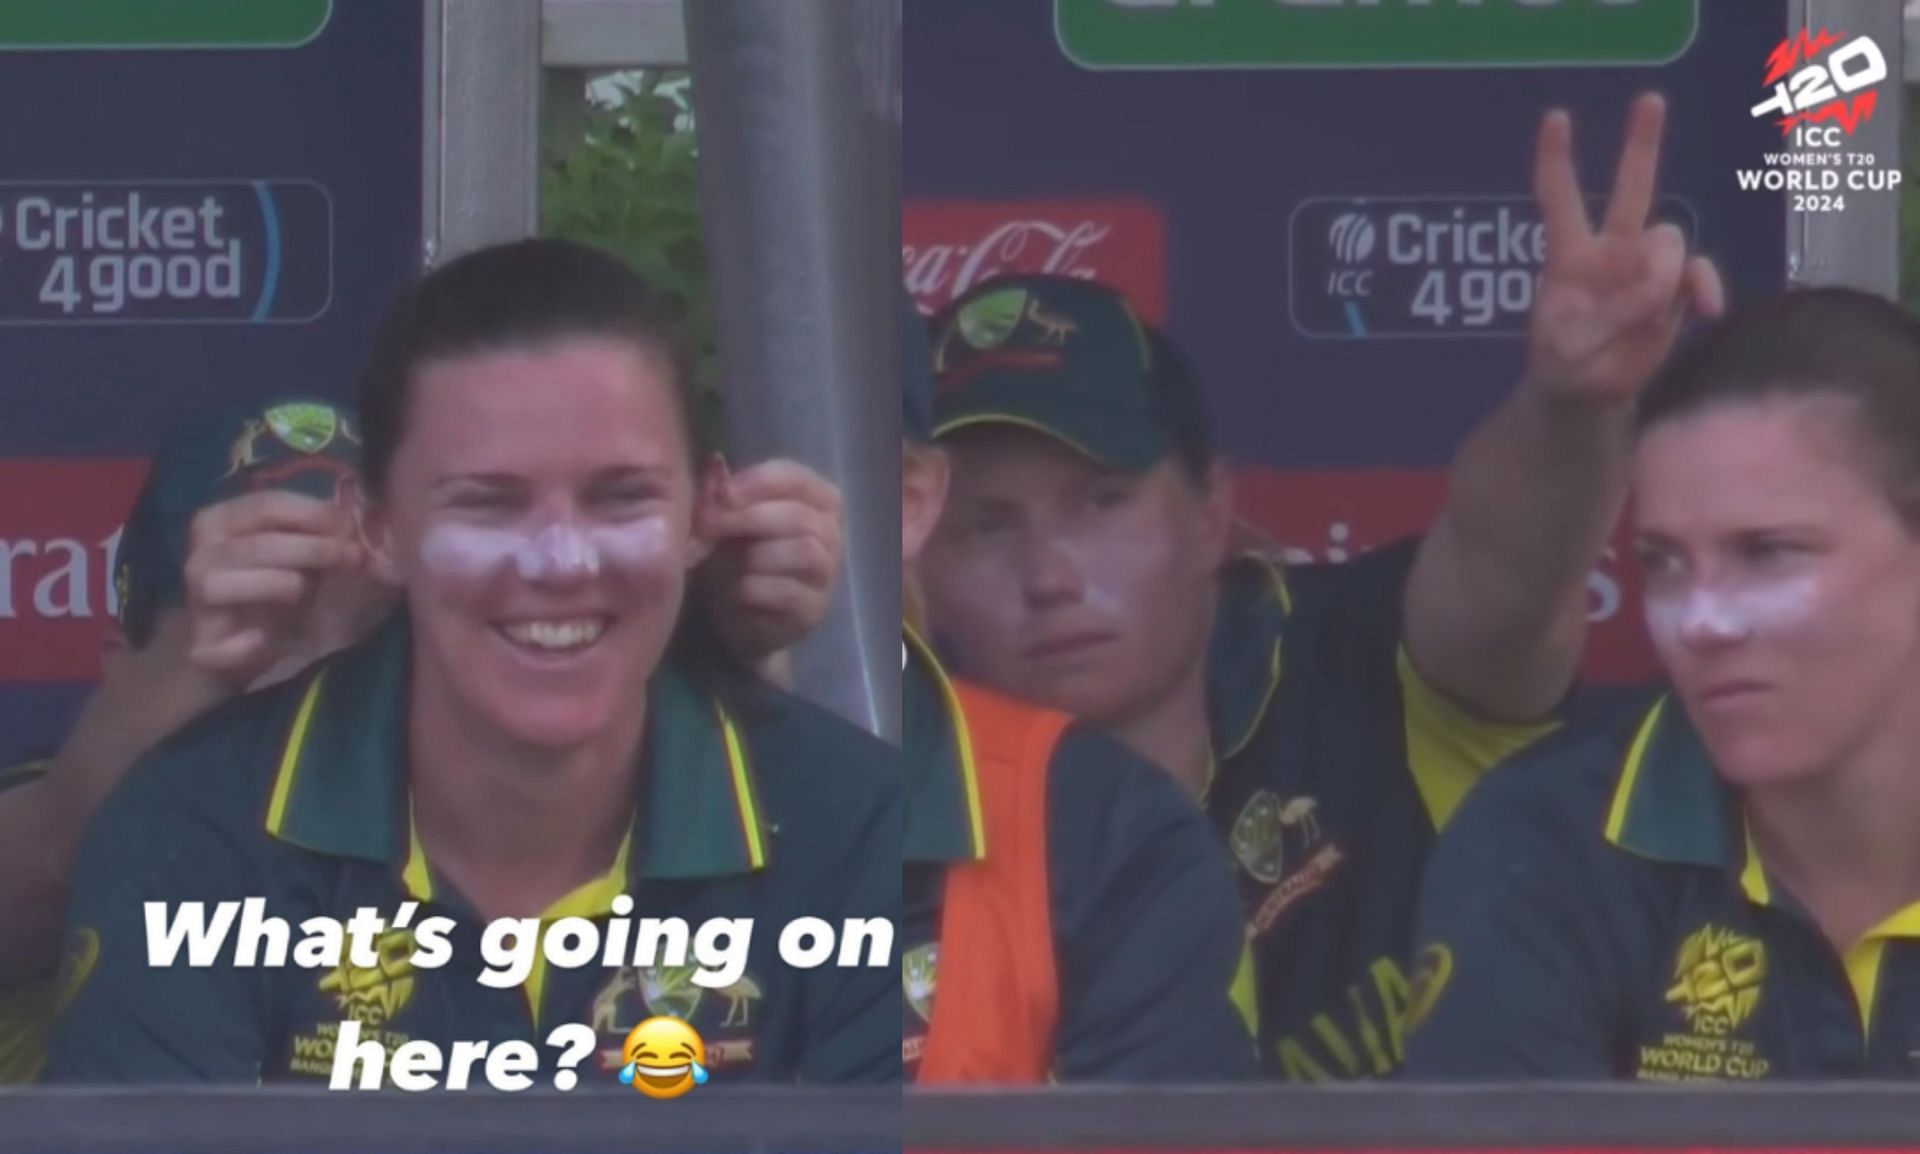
[1272,956,1417,1080]
[1309,1012,1362,1077]
[1635,1034,1770,1082]
[1371,956,1413,1065]
[1276,1037,1332,1082]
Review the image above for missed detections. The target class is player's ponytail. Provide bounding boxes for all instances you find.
[1637,287,1920,523]
[355,238,705,501]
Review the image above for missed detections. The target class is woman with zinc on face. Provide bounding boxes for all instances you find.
[48,240,900,1085]
[1404,289,1920,1081]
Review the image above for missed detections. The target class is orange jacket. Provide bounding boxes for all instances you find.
[917,680,1069,1084]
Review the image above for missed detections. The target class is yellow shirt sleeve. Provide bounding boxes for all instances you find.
[1397,647,1559,831]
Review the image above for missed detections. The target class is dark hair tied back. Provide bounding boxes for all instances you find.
[357,238,705,498]
[1637,287,1920,502]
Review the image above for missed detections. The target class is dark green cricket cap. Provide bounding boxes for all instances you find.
[929,274,1204,473]
[117,398,362,647]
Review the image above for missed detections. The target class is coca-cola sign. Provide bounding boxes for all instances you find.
[903,199,1167,321]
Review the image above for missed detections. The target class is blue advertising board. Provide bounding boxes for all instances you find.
[904,0,1791,682]
[0,0,423,765]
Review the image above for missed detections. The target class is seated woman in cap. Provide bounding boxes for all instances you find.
[918,95,1724,1080]
[0,401,382,1080]
[901,296,1256,1083]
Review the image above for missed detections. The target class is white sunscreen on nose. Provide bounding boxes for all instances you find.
[1643,576,1820,652]
[516,523,600,581]
[419,518,671,583]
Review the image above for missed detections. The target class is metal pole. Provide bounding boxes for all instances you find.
[428,0,543,267]
[684,0,903,740]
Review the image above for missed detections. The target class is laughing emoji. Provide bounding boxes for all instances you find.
[618,1016,708,1099]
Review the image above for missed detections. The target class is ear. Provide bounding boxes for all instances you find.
[902,444,951,572]
[685,453,727,571]
[1196,460,1236,570]
[342,474,404,586]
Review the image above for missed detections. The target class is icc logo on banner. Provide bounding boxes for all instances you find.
[1324,213,1376,302]
[1290,195,1693,341]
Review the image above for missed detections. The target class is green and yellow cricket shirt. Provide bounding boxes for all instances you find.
[45,613,902,1085]
[1403,691,1920,1081]
[901,630,1257,1081]
[1204,540,1557,1081]
[0,757,56,1084]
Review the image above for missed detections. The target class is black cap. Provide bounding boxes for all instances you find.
[118,399,361,647]
[929,274,1209,473]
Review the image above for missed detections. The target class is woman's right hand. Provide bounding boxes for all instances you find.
[183,490,369,689]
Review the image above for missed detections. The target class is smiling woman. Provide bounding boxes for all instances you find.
[353,243,712,766]
[43,239,903,1087]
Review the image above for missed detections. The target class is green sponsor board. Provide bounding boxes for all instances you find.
[1056,0,1699,70]
[0,0,332,50]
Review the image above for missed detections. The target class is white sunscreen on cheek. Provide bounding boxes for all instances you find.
[419,524,529,582]
[585,517,672,574]
[1069,527,1180,620]
[1076,548,1127,618]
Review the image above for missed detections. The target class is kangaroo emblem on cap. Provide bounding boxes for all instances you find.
[1026,299,1077,346]
[221,419,269,479]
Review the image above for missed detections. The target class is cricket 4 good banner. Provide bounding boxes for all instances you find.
[905,0,1790,685]
[0,0,422,765]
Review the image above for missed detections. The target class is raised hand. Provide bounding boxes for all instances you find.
[698,457,845,666]
[1526,93,1726,407]
[182,490,367,688]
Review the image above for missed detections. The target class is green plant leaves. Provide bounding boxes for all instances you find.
[541,70,725,451]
